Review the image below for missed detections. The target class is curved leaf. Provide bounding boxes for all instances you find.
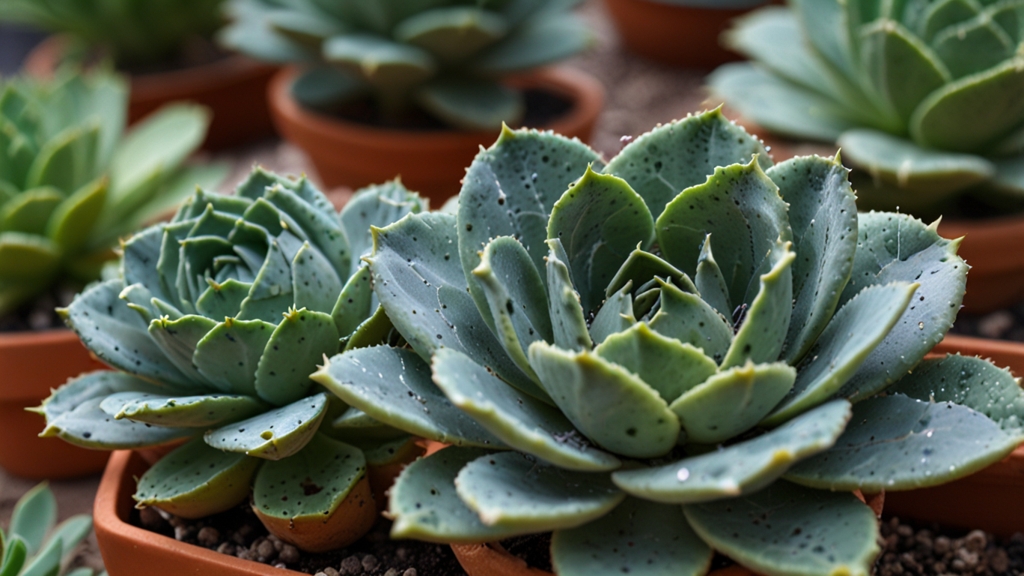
[204,393,329,460]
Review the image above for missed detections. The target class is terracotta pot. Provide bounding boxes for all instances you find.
[268,66,604,206]
[937,215,1024,313]
[883,333,1024,537]
[23,36,278,151]
[603,0,776,69]
[0,329,109,479]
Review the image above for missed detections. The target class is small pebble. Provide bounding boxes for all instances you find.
[339,555,361,575]
[216,542,235,556]
[361,554,379,572]
[273,563,287,569]
[138,507,166,530]
[278,544,300,564]
[402,569,417,576]
[256,539,276,561]
[384,569,400,576]
[173,526,193,541]
[321,568,339,576]
[196,526,220,547]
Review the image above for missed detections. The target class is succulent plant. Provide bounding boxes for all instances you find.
[38,169,426,552]
[220,0,591,130]
[709,0,1024,215]
[0,0,225,68]
[316,109,1024,576]
[1,483,100,576]
[0,69,221,319]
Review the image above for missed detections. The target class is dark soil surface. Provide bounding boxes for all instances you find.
[0,284,77,333]
[135,502,467,576]
[322,88,573,132]
[951,303,1024,343]
[502,533,553,572]
[116,35,229,76]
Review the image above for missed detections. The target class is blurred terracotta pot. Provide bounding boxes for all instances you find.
[0,329,108,479]
[268,66,604,206]
[23,36,278,151]
[604,0,776,69]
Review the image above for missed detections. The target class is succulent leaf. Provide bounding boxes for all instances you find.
[204,393,329,460]
[99,392,267,428]
[146,314,220,387]
[389,446,524,543]
[551,497,712,576]
[431,347,620,471]
[193,317,275,396]
[684,481,880,576]
[455,451,625,532]
[606,247,697,299]
[587,282,635,345]
[254,308,339,406]
[859,19,951,121]
[332,264,374,338]
[416,78,523,131]
[545,238,593,353]
[135,438,261,519]
[720,242,795,369]
[694,236,731,320]
[669,362,796,445]
[315,346,507,448]
[9,483,56,555]
[528,342,680,459]
[614,400,850,504]
[604,108,773,216]
[648,280,733,364]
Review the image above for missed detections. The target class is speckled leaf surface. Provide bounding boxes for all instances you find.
[343,305,395,351]
[331,263,373,338]
[648,281,732,364]
[338,180,425,274]
[546,168,654,314]
[194,317,275,397]
[204,393,328,460]
[720,242,794,369]
[551,497,712,576]
[458,127,602,316]
[606,247,697,299]
[670,362,795,444]
[146,314,219,388]
[432,347,619,471]
[253,434,366,520]
[455,451,624,532]
[264,183,351,276]
[528,342,679,459]
[786,393,1021,491]
[254,308,339,406]
[472,236,552,381]
[99,392,266,428]
[195,279,250,320]
[694,236,731,320]
[889,354,1024,436]
[594,323,717,404]
[765,282,916,425]
[656,159,792,308]
[613,400,850,504]
[389,447,526,543]
[603,109,772,217]
[39,371,195,449]
[290,241,344,314]
[369,212,539,398]
[684,481,879,576]
[587,283,635,345]
[314,346,506,448]
[835,213,966,401]
[135,438,260,519]
[63,279,193,387]
[545,239,593,352]
[767,155,858,363]
[330,408,410,441]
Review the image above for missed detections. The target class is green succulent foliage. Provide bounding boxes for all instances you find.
[0,0,225,67]
[316,109,1024,576]
[38,170,425,527]
[1,483,102,576]
[219,0,591,130]
[709,0,1024,214]
[0,69,222,318]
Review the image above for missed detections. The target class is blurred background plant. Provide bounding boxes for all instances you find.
[1,483,101,576]
[0,68,222,324]
[0,0,226,70]
[709,0,1024,217]
[220,0,593,130]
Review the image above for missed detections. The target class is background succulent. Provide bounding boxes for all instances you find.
[220,0,591,130]
[709,0,1024,215]
[0,69,220,319]
[1,483,100,576]
[317,110,1024,576]
[0,0,226,68]
[38,169,426,552]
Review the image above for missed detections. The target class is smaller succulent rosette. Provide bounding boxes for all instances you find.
[38,168,426,551]
[317,110,1024,576]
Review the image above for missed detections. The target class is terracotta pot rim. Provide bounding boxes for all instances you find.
[26,35,276,101]
[612,0,771,14]
[268,65,605,147]
[96,450,307,575]
[0,327,93,402]
[0,326,77,344]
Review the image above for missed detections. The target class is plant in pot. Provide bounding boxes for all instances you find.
[38,168,441,575]
[3,0,278,149]
[2,482,100,576]
[708,0,1024,312]
[0,68,220,480]
[315,109,1024,576]
[219,0,603,204]
[603,0,776,69]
